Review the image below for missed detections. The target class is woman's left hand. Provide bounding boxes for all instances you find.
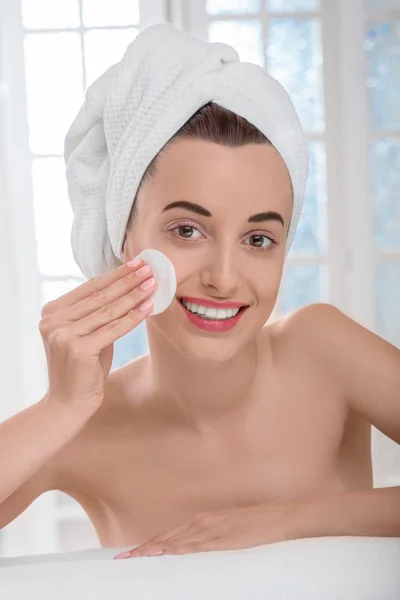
[113,501,300,559]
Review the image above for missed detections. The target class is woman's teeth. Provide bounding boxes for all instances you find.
[181,299,240,320]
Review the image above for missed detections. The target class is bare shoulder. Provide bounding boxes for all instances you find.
[266,302,400,445]
[267,301,396,367]
[258,303,351,402]
[268,302,346,343]
[262,304,375,487]
[261,303,361,417]
[262,303,344,367]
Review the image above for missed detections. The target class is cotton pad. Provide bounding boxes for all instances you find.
[135,249,177,316]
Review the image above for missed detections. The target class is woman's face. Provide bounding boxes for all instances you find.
[122,138,293,363]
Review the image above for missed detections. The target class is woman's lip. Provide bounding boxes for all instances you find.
[177,300,248,332]
[178,296,247,309]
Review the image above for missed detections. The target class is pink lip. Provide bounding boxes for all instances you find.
[177,299,248,333]
[179,296,247,309]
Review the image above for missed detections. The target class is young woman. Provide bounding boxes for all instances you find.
[0,33,399,560]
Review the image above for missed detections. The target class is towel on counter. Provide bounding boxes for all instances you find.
[64,23,309,279]
[1,536,400,599]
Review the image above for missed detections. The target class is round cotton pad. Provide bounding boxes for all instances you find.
[135,249,177,316]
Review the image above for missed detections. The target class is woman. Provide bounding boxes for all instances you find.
[0,24,399,560]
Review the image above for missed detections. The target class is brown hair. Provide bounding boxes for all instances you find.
[126,102,271,229]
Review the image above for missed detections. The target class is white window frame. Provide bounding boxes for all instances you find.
[0,0,398,556]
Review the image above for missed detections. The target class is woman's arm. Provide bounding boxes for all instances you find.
[115,487,400,559]
[0,396,96,508]
[294,485,400,538]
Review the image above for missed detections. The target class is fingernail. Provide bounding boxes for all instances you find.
[127,257,141,268]
[135,265,151,277]
[139,300,153,311]
[150,550,164,556]
[140,277,156,290]
[113,551,131,560]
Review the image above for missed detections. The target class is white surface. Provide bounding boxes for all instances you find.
[136,249,177,316]
[1,537,400,599]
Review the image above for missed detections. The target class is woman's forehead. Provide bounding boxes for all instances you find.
[150,139,293,202]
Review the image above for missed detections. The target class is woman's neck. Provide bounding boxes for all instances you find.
[141,325,269,433]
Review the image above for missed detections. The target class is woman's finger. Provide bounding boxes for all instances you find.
[128,521,193,557]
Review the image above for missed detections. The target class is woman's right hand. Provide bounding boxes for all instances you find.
[38,259,157,412]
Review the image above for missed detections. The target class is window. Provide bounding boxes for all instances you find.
[365,14,400,348]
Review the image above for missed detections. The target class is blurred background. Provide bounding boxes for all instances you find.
[0,0,399,557]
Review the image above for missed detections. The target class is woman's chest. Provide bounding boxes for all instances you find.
[62,394,359,546]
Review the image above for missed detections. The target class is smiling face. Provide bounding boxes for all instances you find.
[122,137,293,363]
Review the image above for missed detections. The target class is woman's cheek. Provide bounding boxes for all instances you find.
[168,248,204,278]
[257,263,284,300]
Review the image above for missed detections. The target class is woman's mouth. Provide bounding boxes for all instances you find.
[177,298,248,333]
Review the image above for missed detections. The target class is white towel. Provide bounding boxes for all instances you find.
[64,23,309,280]
[1,537,400,599]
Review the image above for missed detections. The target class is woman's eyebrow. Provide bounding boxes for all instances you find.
[162,200,285,227]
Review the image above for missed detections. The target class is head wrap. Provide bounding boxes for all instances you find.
[64,23,309,279]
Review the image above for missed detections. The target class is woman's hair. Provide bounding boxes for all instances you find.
[126,102,271,229]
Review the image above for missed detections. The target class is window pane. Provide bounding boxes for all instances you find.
[206,0,260,14]
[278,263,327,313]
[370,138,400,250]
[21,0,80,29]
[32,158,82,277]
[267,18,324,133]
[41,279,84,307]
[84,28,139,88]
[111,321,149,371]
[365,21,400,131]
[376,259,400,348]
[82,0,140,27]
[208,20,264,66]
[290,141,327,255]
[24,33,84,154]
[266,0,319,12]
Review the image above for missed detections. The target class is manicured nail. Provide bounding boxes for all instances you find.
[140,277,156,290]
[139,300,153,311]
[127,257,141,268]
[135,265,151,277]
[113,551,131,560]
[151,550,164,556]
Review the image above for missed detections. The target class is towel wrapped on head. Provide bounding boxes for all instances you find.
[64,23,309,280]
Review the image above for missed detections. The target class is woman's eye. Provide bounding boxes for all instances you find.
[244,234,273,248]
[172,224,202,239]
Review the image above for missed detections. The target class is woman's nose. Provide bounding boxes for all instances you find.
[200,248,241,296]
